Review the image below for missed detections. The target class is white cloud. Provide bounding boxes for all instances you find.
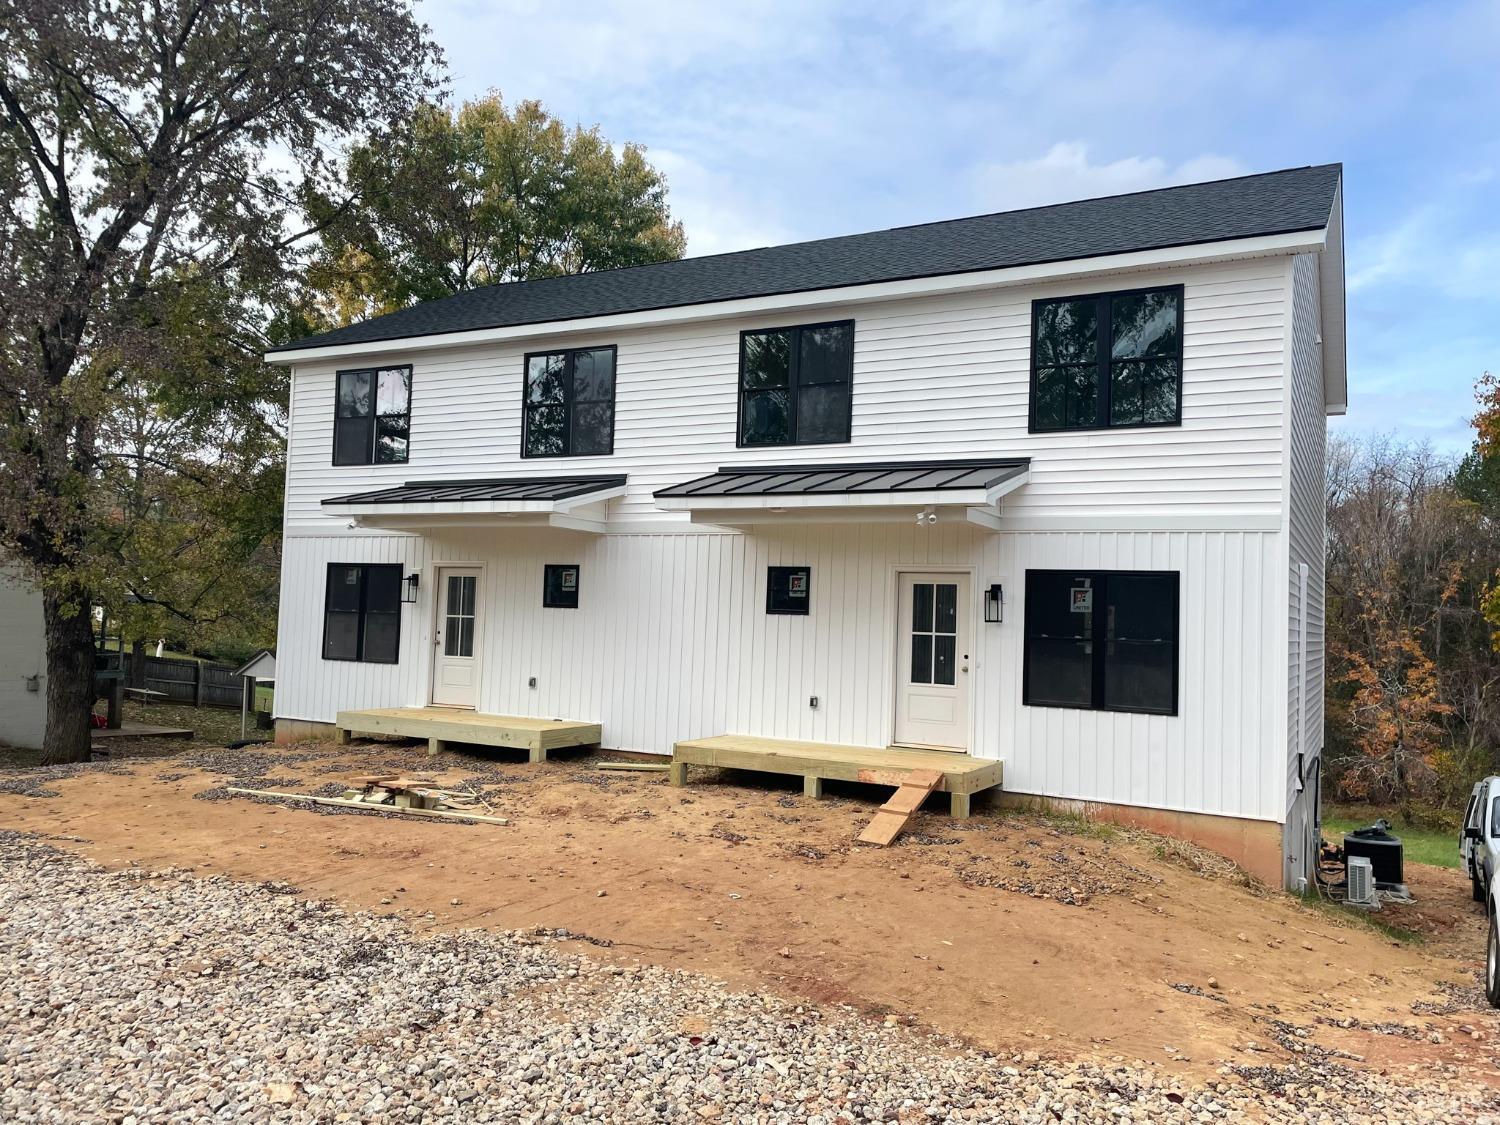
[647,148,795,257]
[971,143,1247,212]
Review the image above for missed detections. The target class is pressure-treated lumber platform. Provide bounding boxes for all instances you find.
[334,707,601,763]
[670,734,1002,818]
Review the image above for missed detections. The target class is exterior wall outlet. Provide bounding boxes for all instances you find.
[528,676,537,688]
[809,695,819,709]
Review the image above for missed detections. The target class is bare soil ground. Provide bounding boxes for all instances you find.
[2,734,1497,1090]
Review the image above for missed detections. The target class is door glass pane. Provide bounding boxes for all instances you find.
[934,634,956,685]
[910,634,932,684]
[934,584,957,634]
[912,583,933,632]
[445,575,476,658]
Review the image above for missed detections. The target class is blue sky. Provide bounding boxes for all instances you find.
[425,0,1499,449]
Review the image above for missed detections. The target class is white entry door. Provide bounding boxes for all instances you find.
[432,567,481,708]
[894,572,971,750]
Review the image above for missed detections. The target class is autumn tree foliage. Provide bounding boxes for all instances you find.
[0,0,442,762]
[1326,418,1500,805]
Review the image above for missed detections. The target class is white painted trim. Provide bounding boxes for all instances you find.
[991,513,1281,532]
[265,230,1327,365]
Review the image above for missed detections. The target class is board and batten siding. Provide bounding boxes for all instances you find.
[281,256,1290,534]
[1282,252,1329,882]
[0,566,46,750]
[277,522,1284,823]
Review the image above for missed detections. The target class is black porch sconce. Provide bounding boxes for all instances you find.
[984,582,1004,624]
[402,572,421,604]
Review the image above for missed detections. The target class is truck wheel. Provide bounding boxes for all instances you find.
[1488,914,1500,1010]
[1476,873,1487,903]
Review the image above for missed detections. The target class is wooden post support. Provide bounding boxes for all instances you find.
[803,775,823,799]
[668,761,688,787]
[334,726,350,746]
[427,736,443,757]
[106,680,124,730]
[950,791,971,820]
[192,660,204,707]
[528,746,546,764]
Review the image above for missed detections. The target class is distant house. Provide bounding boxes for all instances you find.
[264,165,1344,889]
[0,565,46,750]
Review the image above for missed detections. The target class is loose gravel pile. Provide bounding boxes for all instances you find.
[2,832,1497,1124]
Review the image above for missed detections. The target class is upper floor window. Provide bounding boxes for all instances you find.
[523,346,617,457]
[738,320,854,447]
[334,366,411,465]
[1030,285,1182,433]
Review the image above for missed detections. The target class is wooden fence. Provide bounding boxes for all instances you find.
[124,654,243,709]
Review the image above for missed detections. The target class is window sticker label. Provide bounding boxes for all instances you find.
[1070,587,1093,613]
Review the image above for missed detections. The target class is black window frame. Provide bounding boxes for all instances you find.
[1028,284,1184,434]
[321,563,403,664]
[521,345,618,459]
[543,564,581,609]
[766,565,812,615]
[1021,569,1179,716]
[736,319,855,448]
[332,365,412,466]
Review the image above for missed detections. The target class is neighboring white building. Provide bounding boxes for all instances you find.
[0,565,47,750]
[266,165,1345,888]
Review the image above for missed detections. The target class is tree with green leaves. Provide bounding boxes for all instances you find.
[304,94,686,324]
[0,0,443,763]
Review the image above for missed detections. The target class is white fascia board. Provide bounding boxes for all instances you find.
[265,230,1327,366]
[655,488,995,513]
[1319,180,1348,416]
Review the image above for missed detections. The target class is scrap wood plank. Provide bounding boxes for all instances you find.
[857,769,944,846]
[596,761,670,772]
[226,787,510,826]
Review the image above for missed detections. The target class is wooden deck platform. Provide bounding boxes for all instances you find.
[335,707,601,763]
[92,722,193,741]
[670,734,1003,818]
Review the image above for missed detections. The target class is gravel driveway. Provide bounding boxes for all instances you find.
[1,832,1495,1124]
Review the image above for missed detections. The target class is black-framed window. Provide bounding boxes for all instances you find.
[1022,570,1178,715]
[766,565,811,615]
[738,320,854,447]
[1030,285,1183,433]
[543,564,580,609]
[334,366,411,465]
[322,563,402,663]
[523,346,616,457]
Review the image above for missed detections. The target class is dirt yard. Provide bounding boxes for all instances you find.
[3,734,1498,1104]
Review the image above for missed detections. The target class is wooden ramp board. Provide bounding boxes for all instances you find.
[858,769,944,846]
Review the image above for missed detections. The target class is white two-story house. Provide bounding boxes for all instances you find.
[266,164,1345,889]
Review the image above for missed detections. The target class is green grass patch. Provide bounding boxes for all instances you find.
[1322,804,1458,870]
[1298,893,1426,945]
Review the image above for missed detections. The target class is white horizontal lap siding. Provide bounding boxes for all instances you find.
[281,257,1289,531]
[0,567,46,750]
[1286,253,1327,813]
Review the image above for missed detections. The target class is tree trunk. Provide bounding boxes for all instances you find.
[129,637,146,689]
[41,587,98,765]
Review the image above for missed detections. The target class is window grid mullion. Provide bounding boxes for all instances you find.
[563,351,577,456]
[355,564,368,663]
[1096,297,1111,429]
[1090,572,1108,711]
[787,326,802,443]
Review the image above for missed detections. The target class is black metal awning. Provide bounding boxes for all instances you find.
[654,459,1028,500]
[325,475,628,506]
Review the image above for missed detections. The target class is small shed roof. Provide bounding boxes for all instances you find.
[655,459,1030,499]
[234,649,276,681]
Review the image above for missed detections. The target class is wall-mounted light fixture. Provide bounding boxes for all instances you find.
[984,582,1004,623]
[402,572,421,604]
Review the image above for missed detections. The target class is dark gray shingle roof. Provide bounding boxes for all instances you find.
[655,459,1029,499]
[324,475,627,505]
[275,164,1340,355]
